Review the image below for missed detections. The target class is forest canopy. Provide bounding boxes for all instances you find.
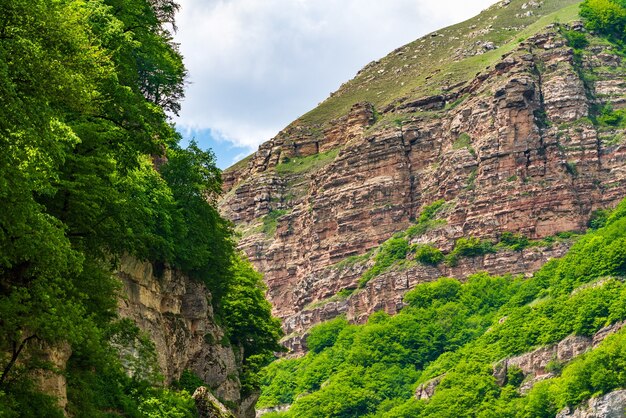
[0,0,281,416]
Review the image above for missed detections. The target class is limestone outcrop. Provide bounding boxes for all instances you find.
[117,257,255,417]
[557,389,626,418]
[193,386,237,418]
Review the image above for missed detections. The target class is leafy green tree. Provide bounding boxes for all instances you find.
[0,0,281,414]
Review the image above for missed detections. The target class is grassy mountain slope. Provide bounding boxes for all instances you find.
[296,0,582,127]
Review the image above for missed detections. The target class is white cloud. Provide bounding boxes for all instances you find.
[173,0,497,150]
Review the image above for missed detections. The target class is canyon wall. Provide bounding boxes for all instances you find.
[117,257,256,418]
[220,22,626,352]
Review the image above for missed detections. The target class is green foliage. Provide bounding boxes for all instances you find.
[406,200,447,238]
[221,257,284,395]
[506,365,525,387]
[262,209,289,236]
[307,317,349,353]
[562,29,590,49]
[499,232,531,251]
[138,389,197,418]
[588,208,611,229]
[418,199,446,224]
[596,105,626,127]
[172,370,205,395]
[580,0,626,45]
[404,277,462,308]
[358,238,409,287]
[446,236,496,266]
[260,198,626,417]
[0,0,280,414]
[414,244,445,265]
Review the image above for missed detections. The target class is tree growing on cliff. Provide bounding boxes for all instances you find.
[580,0,626,44]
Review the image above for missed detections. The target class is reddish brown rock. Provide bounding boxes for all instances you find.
[220,27,626,353]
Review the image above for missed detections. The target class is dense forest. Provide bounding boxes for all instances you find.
[0,0,281,416]
[257,2,626,416]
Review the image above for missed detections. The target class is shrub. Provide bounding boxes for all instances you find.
[499,232,531,251]
[358,238,409,287]
[562,29,589,49]
[506,365,525,387]
[588,208,611,229]
[446,237,496,265]
[172,370,204,394]
[414,245,445,265]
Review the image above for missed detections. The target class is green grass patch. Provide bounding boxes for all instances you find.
[275,148,340,176]
[452,133,472,150]
[262,209,289,236]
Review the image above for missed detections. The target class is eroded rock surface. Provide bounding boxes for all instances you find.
[221,25,626,352]
[117,256,255,416]
[193,386,236,418]
[557,389,626,418]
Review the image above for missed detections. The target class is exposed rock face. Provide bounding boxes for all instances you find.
[557,390,626,418]
[117,257,255,417]
[494,335,592,391]
[256,404,292,418]
[193,386,236,418]
[493,321,625,392]
[220,24,626,351]
[415,375,444,400]
[31,257,256,417]
[33,342,72,415]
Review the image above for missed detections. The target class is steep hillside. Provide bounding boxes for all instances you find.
[257,197,626,416]
[220,0,626,353]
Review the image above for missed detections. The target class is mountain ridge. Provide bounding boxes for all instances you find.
[219,0,626,352]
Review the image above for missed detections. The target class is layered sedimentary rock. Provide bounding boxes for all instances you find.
[117,257,255,417]
[221,22,626,351]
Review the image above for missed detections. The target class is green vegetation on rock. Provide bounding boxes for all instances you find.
[275,149,341,176]
[259,196,626,417]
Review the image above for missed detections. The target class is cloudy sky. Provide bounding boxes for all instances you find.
[173,0,497,168]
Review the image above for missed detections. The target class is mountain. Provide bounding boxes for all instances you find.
[220,0,625,350]
[219,0,626,416]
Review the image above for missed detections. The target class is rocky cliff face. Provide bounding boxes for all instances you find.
[117,257,255,417]
[220,2,626,352]
[33,257,254,417]
[557,390,626,418]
